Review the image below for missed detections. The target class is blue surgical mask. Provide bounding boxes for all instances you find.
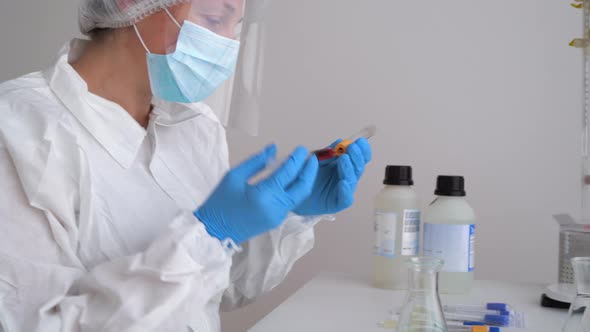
[134,11,240,103]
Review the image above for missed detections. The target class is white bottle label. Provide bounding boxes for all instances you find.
[401,210,420,256]
[423,223,475,272]
[374,212,397,258]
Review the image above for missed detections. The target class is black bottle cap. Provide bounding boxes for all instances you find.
[383,166,414,186]
[435,175,466,196]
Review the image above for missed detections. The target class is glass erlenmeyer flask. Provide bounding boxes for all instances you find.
[563,257,590,332]
[396,257,447,332]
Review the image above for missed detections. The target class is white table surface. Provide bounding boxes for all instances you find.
[249,273,568,332]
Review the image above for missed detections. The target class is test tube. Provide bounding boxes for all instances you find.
[313,125,377,161]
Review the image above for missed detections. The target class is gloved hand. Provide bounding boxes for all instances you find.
[293,138,372,216]
[194,144,319,245]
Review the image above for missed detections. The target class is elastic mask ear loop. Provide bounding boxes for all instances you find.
[134,8,181,54]
[133,24,151,54]
[164,7,182,29]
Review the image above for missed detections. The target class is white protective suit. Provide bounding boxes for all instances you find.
[0,39,319,331]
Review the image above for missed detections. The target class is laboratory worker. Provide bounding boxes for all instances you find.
[0,0,371,331]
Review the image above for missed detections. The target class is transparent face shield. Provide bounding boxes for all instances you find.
[154,0,269,135]
[205,0,269,135]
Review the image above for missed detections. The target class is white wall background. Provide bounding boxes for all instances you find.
[0,0,583,331]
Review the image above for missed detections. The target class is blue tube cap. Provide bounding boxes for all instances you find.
[484,314,510,326]
[489,327,501,332]
[487,303,509,311]
[464,321,485,326]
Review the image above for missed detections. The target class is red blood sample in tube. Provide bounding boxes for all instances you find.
[314,148,336,161]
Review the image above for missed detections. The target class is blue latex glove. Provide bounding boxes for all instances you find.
[293,138,372,216]
[194,144,319,245]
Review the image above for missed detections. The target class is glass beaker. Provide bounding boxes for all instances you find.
[563,257,590,331]
[396,257,447,332]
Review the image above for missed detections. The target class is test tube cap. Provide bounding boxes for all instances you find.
[472,327,489,332]
[484,314,510,326]
[384,166,414,186]
[486,303,509,311]
[464,322,485,326]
